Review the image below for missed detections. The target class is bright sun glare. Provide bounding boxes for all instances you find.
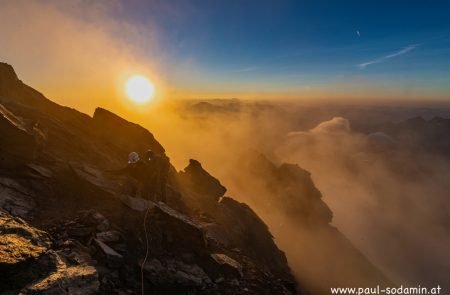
[125,75,155,103]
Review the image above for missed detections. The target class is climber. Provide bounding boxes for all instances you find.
[123,151,148,198]
[144,149,169,203]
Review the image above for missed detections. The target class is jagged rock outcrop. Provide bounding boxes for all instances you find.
[179,160,227,199]
[234,153,332,226]
[229,152,391,294]
[175,159,292,281]
[0,62,300,294]
[176,159,227,210]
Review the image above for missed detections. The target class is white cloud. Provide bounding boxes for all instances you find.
[311,117,351,133]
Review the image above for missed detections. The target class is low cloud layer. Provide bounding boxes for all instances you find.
[139,102,450,291]
[277,116,450,288]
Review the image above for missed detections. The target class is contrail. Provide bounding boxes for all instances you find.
[357,43,420,69]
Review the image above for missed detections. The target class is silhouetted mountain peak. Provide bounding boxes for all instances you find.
[0,62,20,94]
[93,107,165,155]
[0,62,18,82]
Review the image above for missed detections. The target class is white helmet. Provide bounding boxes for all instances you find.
[128,152,140,164]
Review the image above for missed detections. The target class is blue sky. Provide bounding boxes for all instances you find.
[118,0,450,99]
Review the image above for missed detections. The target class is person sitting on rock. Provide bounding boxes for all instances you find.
[123,151,148,198]
[144,149,170,203]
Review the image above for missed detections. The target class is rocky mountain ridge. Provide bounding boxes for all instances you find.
[0,62,300,294]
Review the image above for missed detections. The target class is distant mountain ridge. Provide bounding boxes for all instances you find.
[371,116,450,155]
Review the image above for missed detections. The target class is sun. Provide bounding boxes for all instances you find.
[125,75,155,103]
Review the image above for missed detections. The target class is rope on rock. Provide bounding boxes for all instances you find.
[141,202,151,295]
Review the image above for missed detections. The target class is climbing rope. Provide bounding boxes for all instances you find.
[140,202,151,295]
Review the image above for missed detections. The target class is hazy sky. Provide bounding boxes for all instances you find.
[1,0,450,112]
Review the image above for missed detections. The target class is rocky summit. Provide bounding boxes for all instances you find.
[0,62,301,294]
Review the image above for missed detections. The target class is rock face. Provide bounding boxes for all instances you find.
[234,153,332,226]
[0,212,99,294]
[92,107,165,156]
[0,212,50,267]
[176,159,227,210]
[179,159,227,200]
[0,63,19,94]
[0,104,37,163]
[214,197,291,277]
[0,62,300,294]
[230,152,391,294]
